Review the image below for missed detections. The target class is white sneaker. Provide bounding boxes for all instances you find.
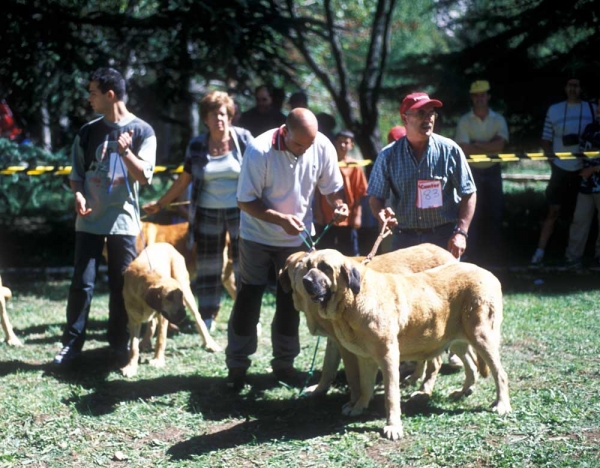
[530,249,544,265]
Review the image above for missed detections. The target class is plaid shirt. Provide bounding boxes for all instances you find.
[367,133,476,229]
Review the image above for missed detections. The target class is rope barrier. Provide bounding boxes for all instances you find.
[1,151,599,176]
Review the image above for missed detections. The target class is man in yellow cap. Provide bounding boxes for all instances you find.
[455,80,509,267]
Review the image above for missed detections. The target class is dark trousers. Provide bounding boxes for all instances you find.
[391,223,455,251]
[62,232,137,351]
[315,225,359,256]
[468,164,504,265]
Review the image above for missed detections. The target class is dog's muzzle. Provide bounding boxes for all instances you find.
[162,306,187,325]
[302,275,331,304]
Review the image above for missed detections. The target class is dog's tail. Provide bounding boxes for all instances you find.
[1,286,11,301]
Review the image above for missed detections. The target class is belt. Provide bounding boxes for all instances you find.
[399,223,453,235]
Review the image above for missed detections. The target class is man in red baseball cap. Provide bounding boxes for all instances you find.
[367,91,476,259]
[368,91,476,370]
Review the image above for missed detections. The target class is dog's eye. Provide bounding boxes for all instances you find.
[317,261,333,274]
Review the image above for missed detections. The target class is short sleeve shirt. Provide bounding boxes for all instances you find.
[367,134,476,229]
[70,114,156,235]
[237,128,343,247]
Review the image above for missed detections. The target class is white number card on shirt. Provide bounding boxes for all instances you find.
[416,179,442,209]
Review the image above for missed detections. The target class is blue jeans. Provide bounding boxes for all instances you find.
[62,232,137,351]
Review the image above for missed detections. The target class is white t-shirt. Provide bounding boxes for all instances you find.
[542,101,597,171]
[237,128,343,247]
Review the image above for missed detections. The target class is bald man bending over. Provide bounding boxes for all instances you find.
[226,108,348,391]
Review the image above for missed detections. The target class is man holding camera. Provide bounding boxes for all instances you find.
[530,77,597,265]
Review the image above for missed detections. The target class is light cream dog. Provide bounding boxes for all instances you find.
[1,275,22,347]
[281,244,477,406]
[121,242,221,377]
[298,248,511,440]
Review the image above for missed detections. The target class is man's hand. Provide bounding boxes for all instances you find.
[279,214,306,235]
[74,192,92,216]
[142,201,161,215]
[447,232,467,259]
[332,203,349,225]
[118,130,134,155]
[378,207,398,230]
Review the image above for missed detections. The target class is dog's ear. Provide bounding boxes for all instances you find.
[341,264,361,295]
[166,288,183,305]
[144,286,163,312]
[279,265,292,293]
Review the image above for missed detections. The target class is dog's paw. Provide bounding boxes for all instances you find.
[383,423,404,441]
[408,391,431,404]
[492,399,512,415]
[6,336,23,347]
[203,339,222,353]
[342,400,366,417]
[302,384,327,397]
[448,387,473,400]
[120,364,138,378]
[149,357,165,368]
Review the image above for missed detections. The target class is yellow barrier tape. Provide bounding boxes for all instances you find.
[2,151,600,175]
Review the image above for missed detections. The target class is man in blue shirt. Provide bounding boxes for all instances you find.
[368,92,476,259]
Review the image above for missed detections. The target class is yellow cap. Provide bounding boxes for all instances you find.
[470,80,490,94]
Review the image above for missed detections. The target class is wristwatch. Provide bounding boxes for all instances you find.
[121,148,130,157]
[453,226,469,239]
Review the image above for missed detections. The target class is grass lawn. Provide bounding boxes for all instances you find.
[0,270,599,467]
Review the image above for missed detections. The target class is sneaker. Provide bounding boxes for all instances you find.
[53,345,81,365]
[273,367,303,388]
[226,367,247,392]
[530,249,544,266]
[559,259,583,271]
[447,352,464,369]
[589,258,600,272]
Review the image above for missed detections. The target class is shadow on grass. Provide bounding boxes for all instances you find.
[498,269,600,295]
[167,390,476,460]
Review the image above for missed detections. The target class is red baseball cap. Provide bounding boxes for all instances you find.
[400,92,443,115]
[387,125,407,143]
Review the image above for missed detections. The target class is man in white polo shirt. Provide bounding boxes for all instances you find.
[455,80,509,267]
[225,108,348,391]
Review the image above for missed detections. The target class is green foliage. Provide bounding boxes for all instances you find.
[0,139,71,216]
[388,0,600,150]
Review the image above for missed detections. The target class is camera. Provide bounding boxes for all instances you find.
[562,133,580,146]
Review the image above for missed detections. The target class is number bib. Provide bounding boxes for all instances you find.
[416,179,442,209]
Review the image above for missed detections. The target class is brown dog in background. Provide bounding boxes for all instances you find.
[121,243,221,377]
[1,275,22,346]
[136,221,236,301]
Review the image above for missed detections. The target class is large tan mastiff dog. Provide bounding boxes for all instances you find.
[121,243,221,377]
[298,248,511,440]
[1,275,22,346]
[281,244,474,406]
